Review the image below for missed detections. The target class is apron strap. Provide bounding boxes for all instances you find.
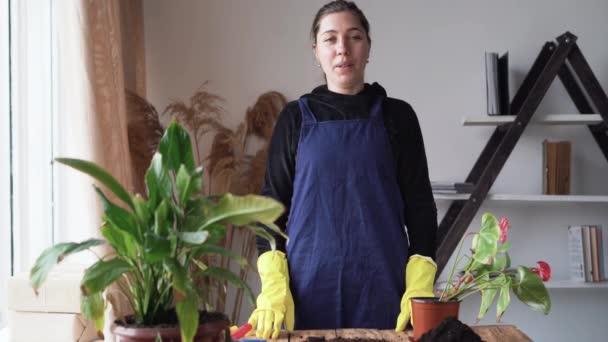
[298,97,318,124]
[369,96,385,120]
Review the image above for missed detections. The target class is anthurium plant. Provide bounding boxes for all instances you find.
[29,120,286,342]
[439,212,551,321]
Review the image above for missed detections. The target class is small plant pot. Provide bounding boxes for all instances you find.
[113,312,230,342]
[410,297,460,341]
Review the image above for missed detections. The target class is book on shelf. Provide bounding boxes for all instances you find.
[568,225,586,282]
[485,51,510,116]
[598,226,606,280]
[569,225,606,283]
[542,140,571,195]
[590,226,600,282]
[431,181,475,194]
[582,226,593,281]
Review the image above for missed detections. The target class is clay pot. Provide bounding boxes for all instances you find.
[113,319,230,342]
[410,297,460,341]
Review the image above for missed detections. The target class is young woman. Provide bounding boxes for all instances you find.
[248,1,438,338]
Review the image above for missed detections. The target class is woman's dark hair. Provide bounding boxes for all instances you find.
[310,0,371,45]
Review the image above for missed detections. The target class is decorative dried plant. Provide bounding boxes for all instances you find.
[205,91,286,322]
[162,81,226,166]
[126,90,164,195]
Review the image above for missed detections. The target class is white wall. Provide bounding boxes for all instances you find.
[144,1,608,340]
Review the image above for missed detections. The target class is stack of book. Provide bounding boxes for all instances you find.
[542,140,571,195]
[431,182,475,194]
[568,225,607,282]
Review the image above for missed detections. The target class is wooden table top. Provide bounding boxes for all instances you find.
[272,325,532,342]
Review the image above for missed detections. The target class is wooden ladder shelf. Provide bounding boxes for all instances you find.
[436,31,608,275]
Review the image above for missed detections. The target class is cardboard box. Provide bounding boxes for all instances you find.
[8,271,82,313]
[7,263,100,341]
[8,311,99,342]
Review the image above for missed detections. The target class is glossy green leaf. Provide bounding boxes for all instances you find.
[30,239,105,292]
[194,244,248,267]
[247,225,276,251]
[81,292,105,332]
[154,200,170,236]
[492,253,511,272]
[181,199,206,232]
[472,213,500,264]
[144,232,172,263]
[55,158,134,209]
[200,194,285,233]
[101,223,137,259]
[95,186,139,241]
[165,259,189,300]
[497,241,511,254]
[176,165,193,205]
[201,267,256,306]
[478,287,498,321]
[203,224,227,245]
[178,231,209,245]
[145,153,172,209]
[159,119,195,173]
[81,258,132,295]
[133,194,151,232]
[512,266,551,315]
[176,289,198,342]
[497,277,512,321]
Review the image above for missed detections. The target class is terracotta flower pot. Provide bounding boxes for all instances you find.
[113,316,230,342]
[410,297,460,341]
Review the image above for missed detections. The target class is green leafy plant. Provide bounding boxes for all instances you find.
[29,120,286,342]
[439,213,551,322]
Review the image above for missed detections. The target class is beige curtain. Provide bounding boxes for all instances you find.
[81,0,146,338]
[82,0,147,196]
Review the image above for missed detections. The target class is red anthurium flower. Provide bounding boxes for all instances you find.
[499,217,509,243]
[531,261,551,281]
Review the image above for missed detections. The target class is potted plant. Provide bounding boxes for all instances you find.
[29,120,287,342]
[411,212,551,341]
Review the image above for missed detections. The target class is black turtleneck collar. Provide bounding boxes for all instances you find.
[303,82,388,119]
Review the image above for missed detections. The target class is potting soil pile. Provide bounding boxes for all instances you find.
[417,317,482,342]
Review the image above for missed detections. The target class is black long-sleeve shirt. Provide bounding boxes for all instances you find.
[256,82,437,259]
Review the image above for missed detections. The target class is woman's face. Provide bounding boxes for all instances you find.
[313,11,370,94]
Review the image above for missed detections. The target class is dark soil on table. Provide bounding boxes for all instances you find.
[417,317,482,342]
[307,337,385,342]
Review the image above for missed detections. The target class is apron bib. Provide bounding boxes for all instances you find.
[286,96,409,329]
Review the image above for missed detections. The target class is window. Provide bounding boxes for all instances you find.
[0,0,11,329]
[1,0,55,328]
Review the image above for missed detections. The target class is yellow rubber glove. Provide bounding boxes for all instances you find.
[395,254,437,332]
[248,251,295,339]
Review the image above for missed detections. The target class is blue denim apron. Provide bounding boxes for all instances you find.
[286,96,409,329]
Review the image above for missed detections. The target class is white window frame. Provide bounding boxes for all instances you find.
[0,0,12,330]
[1,0,54,329]
[10,0,54,276]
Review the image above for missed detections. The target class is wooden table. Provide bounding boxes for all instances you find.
[273,326,532,342]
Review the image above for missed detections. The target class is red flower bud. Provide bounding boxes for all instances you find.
[531,261,551,282]
[499,217,510,243]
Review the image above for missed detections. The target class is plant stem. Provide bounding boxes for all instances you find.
[440,233,476,300]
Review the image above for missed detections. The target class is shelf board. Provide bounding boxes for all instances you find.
[462,114,603,126]
[545,279,608,289]
[433,193,608,203]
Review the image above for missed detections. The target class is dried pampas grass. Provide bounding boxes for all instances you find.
[126,90,164,195]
